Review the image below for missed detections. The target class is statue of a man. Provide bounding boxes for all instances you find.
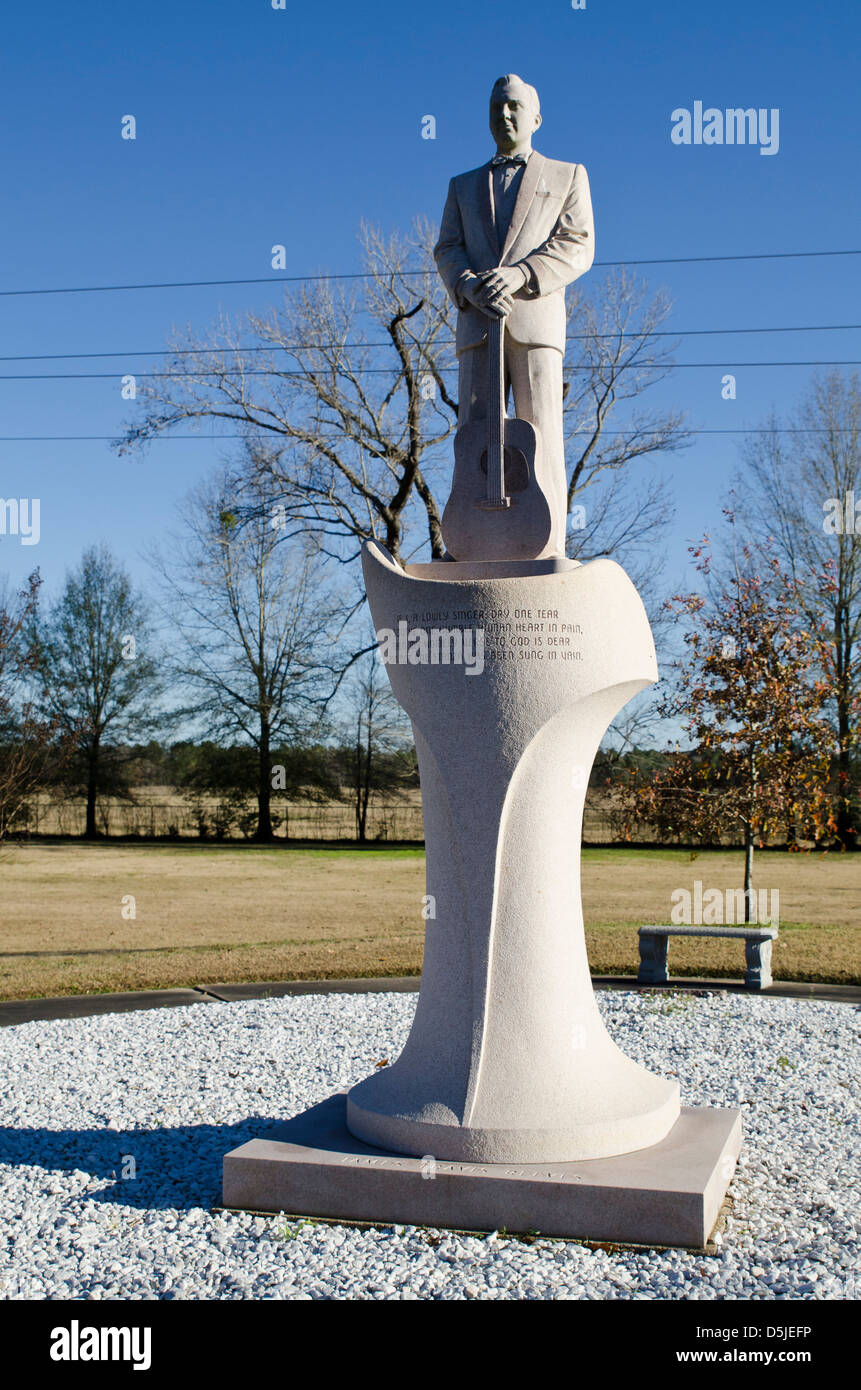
[434,74,594,558]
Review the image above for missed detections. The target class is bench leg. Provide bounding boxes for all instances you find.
[745,938,773,990]
[638,933,669,985]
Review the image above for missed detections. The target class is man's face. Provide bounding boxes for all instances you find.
[489,91,539,150]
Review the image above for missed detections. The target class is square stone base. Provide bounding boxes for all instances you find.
[222,1094,742,1250]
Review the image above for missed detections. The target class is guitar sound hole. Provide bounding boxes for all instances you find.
[480,447,529,494]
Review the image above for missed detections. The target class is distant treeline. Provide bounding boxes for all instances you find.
[5,735,858,846]
[6,738,419,843]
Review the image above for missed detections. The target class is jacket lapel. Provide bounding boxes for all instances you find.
[500,151,544,262]
[479,161,499,260]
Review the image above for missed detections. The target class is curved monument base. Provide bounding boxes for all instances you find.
[344,543,681,1166]
[347,1072,680,1165]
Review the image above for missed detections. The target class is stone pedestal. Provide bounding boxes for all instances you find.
[346,543,679,1163]
[223,1093,741,1251]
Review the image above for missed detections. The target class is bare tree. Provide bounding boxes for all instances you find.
[120,221,456,565]
[149,467,348,841]
[0,572,70,841]
[563,267,685,565]
[31,548,162,838]
[558,268,690,754]
[336,646,415,842]
[117,224,687,573]
[738,370,860,847]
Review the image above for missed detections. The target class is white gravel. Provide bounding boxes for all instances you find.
[0,989,858,1300]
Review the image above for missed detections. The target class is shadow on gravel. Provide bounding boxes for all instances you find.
[0,1116,276,1211]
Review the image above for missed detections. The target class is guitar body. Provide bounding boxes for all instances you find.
[441,315,554,563]
[442,417,553,562]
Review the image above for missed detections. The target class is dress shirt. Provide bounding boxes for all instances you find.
[492,152,529,243]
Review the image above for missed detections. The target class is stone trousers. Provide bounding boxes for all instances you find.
[457,336,567,558]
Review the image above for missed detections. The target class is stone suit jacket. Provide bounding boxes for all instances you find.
[434,151,594,354]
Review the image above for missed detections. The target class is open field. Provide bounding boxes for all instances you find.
[14,785,619,842]
[0,842,858,999]
[16,787,428,842]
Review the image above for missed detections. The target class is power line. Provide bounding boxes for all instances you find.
[0,429,856,443]
[1,361,858,381]
[1,248,859,299]
[1,322,858,364]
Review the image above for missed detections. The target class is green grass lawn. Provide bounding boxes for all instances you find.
[0,841,857,998]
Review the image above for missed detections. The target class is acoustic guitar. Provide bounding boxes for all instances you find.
[441,314,553,562]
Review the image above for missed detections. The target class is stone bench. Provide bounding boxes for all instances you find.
[637,925,779,991]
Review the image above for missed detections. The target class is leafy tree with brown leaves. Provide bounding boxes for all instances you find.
[620,524,836,914]
[739,369,860,847]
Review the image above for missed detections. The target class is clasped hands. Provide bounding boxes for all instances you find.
[462,264,529,317]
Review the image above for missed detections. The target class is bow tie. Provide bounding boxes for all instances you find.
[491,153,528,166]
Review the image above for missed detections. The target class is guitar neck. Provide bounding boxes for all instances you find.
[486,315,506,504]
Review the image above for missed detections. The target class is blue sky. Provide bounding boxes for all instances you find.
[1,0,859,601]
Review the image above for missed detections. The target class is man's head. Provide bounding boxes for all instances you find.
[489,74,541,154]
